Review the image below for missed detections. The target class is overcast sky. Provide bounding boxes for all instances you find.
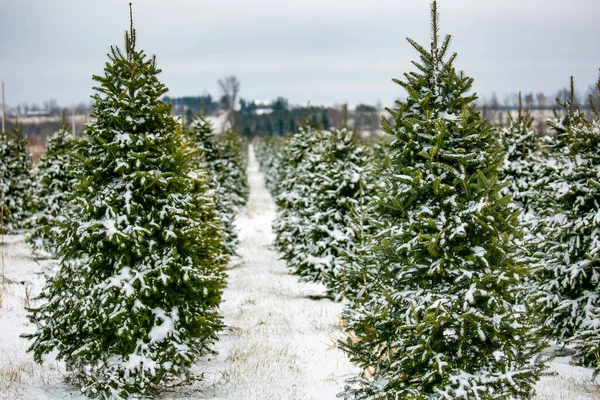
[1,0,598,108]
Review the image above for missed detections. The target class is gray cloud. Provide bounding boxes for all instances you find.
[0,0,598,107]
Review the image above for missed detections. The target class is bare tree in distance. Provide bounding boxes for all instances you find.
[218,76,240,111]
[536,92,547,109]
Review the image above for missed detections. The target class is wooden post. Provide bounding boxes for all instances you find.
[1,82,5,134]
[343,103,348,128]
[72,105,76,136]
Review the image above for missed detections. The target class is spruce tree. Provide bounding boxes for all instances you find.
[215,129,249,209]
[272,122,321,265]
[573,91,600,370]
[0,125,33,233]
[496,95,541,292]
[254,135,287,195]
[528,78,600,356]
[339,3,545,398]
[188,116,245,256]
[25,11,226,399]
[498,94,538,210]
[27,125,80,255]
[287,127,373,299]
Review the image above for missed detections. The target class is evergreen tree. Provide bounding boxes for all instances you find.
[27,125,80,255]
[339,3,545,398]
[0,125,33,233]
[528,78,600,357]
[25,12,226,399]
[286,127,373,299]
[498,93,538,210]
[188,116,245,256]
[496,95,541,294]
[253,135,287,195]
[215,130,249,209]
[272,122,321,265]
[331,137,389,302]
[573,90,600,370]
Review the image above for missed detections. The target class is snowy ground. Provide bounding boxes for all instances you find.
[0,146,599,399]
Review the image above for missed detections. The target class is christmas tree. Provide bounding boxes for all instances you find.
[27,125,80,255]
[215,129,249,209]
[496,95,542,297]
[339,2,545,398]
[527,78,600,361]
[498,93,538,210]
[254,135,288,195]
[188,116,246,256]
[272,122,321,266]
[25,9,227,398]
[0,125,33,233]
[573,83,600,371]
[286,127,373,299]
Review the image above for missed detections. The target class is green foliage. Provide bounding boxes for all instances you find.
[339,2,546,398]
[25,16,226,399]
[27,126,80,255]
[0,125,33,233]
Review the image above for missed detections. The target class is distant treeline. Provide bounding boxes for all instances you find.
[165,95,382,138]
[6,79,599,143]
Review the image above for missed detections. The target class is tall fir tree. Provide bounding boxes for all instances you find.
[27,125,80,255]
[25,10,227,399]
[527,78,600,361]
[339,3,545,398]
[0,125,33,233]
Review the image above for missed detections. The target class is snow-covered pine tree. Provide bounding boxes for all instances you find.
[495,95,542,296]
[0,125,33,233]
[339,2,545,398]
[215,129,249,209]
[287,127,373,299]
[189,115,219,165]
[254,135,287,195]
[25,11,226,399]
[527,78,600,357]
[335,136,390,302]
[573,83,600,371]
[498,93,538,210]
[188,116,241,256]
[272,122,321,266]
[27,125,80,255]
